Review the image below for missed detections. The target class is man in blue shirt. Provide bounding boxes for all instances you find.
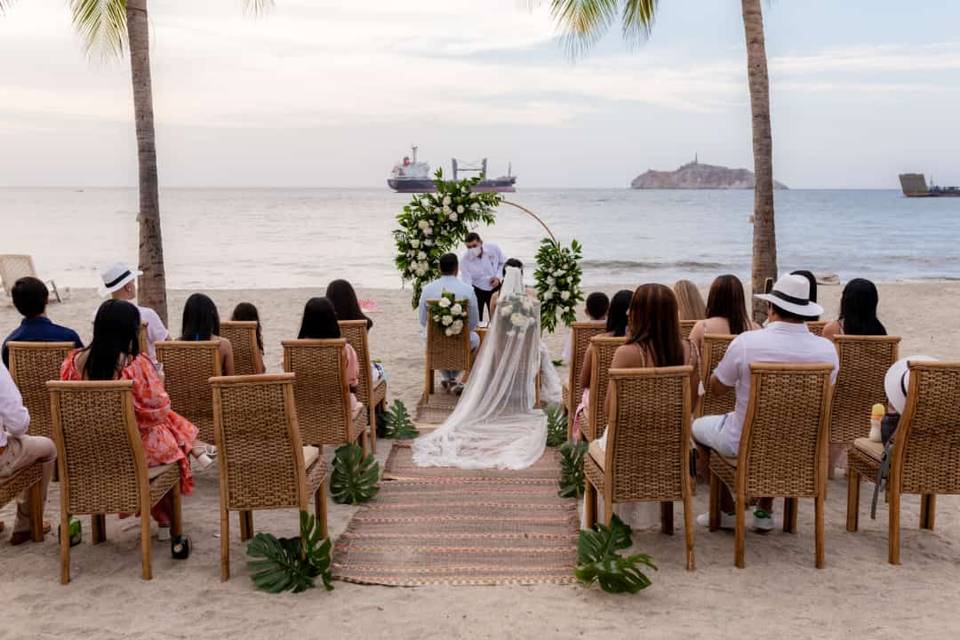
[2,277,83,367]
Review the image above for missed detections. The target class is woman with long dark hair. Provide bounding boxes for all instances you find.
[230,302,266,374]
[325,279,373,331]
[297,297,361,407]
[60,300,201,538]
[689,274,761,352]
[180,293,234,375]
[823,278,886,340]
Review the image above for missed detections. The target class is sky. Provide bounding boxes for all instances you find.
[1,0,960,189]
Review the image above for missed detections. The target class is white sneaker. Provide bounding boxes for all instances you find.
[752,509,775,532]
[192,453,214,472]
[696,511,736,530]
[156,525,171,541]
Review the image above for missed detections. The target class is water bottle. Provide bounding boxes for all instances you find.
[869,403,885,442]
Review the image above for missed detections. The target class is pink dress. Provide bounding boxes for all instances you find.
[60,351,198,496]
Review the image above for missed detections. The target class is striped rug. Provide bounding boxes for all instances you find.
[332,442,579,586]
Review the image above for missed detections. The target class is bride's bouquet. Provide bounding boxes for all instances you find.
[498,293,536,337]
[430,291,468,337]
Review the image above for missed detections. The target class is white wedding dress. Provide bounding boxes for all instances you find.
[412,266,562,470]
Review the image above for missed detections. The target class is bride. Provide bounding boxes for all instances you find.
[412,264,562,470]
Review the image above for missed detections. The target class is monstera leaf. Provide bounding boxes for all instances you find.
[247,511,333,594]
[558,441,588,498]
[330,443,380,504]
[384,400,419,439]
[545,403,567,447]
[575,515,657,594]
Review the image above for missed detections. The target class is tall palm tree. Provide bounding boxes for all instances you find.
[544,0,778,321]
[2,0,271,324]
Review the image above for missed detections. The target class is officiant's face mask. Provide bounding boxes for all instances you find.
[469,244,483,257]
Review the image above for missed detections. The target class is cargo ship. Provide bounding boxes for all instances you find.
[388,146,517,193]
[899,173,960,197]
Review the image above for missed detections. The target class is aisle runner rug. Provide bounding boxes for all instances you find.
[332,442,579,586]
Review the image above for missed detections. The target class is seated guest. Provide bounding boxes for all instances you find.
[573,289,632,440]
[180,293,234,376]
[230,302,266,374]
[822,278,886,340]
[561,291,610,365]
[298,297,361,408]
[673,279,706,320]
[689,274,760,354]
[326,279,374,331]
[790,270,820,320]
[61,300,200,539]
[0,360,56,545]
[2,276,83,367]
[417,253,480,394]
[99,262,170,359]
[692,274,838,531]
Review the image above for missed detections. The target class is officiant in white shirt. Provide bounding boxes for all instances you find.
[460,232,506,322]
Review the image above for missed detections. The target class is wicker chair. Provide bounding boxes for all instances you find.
[806,321,828,337]
[584,366,696,570]
[7,341,74,441]
[282,339,370,456]
[846,361,960,564]
[679,320,698,341]
[0,254,61,303]
[422,300,473,398]
[830,336,900,450]
[155,341,222,444]
[220,321,263,376]
[562,322,606,440]
[585,336,626,442]
[339,319,386,453]
[697,334,736,418]
[48,380,183,583]
[0,465,45,543]
[211,373,329,581]
[707,363,834,568]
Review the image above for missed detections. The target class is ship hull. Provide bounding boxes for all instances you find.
[899,173,960,197]
[388,177,516,193]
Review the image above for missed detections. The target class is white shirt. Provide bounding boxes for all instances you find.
[91,304,170,358]
[460,243,507,292]
[0,362,30,447]
[713,321,839,454]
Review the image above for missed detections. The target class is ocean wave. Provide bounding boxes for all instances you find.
[581,259,730,271]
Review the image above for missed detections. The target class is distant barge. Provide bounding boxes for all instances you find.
[388,146,516,193]
[899,173,960,197]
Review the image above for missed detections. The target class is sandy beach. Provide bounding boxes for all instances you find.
[2,281,959,639]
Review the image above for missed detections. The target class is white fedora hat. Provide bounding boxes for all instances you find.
[884,355,938,414]
[754,274,824,318]
[98,261,142,297]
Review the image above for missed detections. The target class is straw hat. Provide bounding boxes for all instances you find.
[884,355,938,414]
[754,274,824,318]
[98,262,142,297]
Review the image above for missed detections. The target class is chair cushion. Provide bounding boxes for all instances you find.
[303,445,320,470]
[588,440,605,471]
[853,438,884,462]
[148,463,176,480]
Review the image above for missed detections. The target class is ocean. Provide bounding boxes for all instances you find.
[2,187,959,290]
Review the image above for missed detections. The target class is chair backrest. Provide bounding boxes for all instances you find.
[566,322,606,411]
[830,335,901,445]
[338,320,373,408]
[7,341,74,440]
[47,380,148,515]
[806,320,828,337]
[605,367,693,502]
[587,335,627,441]
[0,254,37,296]
[220,321,261,376]
[211,373,308,511]
[282,339,351,445]
[893,361,960,495]
[698,334,736,418]
[425,299,472,373]
[137,323,149,356]
[738,363,834,498]
[155,341,221,443]
[679,320,698,341]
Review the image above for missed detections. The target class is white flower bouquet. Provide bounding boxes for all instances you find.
[429,291,468,337]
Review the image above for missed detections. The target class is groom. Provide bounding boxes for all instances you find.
[418,253,480,392]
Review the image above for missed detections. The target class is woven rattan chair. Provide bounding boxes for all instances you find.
[830,336,900,451]
[697,334,736,418]
[423,299,473,398]
[0,465,45,543]
[155,341,222,444]
[0,254,61,303]
[211,373,329,581]
[585,336,626,442]
[282,339,370,456]
[48,380,183,583]
[806,320,828,337]
[563,322,606,440]
[846,361,960,564]
[584,366,696,570]
[339,320,386,453]
[7,341,74,441]
[707,363,834,568]
[220,321,263,376]
[679,319,697,341]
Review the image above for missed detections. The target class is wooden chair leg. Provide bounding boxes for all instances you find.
[239,511,253,542]
[140,513,153,581]
[734,493,746,569]
[424,367,434,397]
[91,514,106,544]
[583,479,596,530]
[29,482,44,542]
[368,409,378,455]
[220,508,230,582]
[602,488,614,527]
[846,469,860,532]
[783,497,798,534]
[815,492,825,569]
[888,487,901,565]
[170,484,183,538]
[920,494,936,530]
[708,472,720,532]
[683,489,695,571]
[60,511,71,585]
[660,502,674,535]
[316,482,329,540]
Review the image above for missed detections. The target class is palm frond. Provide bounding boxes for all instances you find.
[620,0,658,43]
[243,0,274,16]
[0,0,15,15]
[68,0,127,57]
[542,0,658,55]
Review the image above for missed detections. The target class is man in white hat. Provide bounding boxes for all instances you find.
[97,262,170,358]
[693,273,839,532]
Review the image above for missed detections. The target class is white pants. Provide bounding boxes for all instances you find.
[692,414,738,457]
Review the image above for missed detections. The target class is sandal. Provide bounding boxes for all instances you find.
[10,521,51,546]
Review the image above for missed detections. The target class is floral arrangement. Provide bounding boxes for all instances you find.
[497,292,537,337]
[394,170,501,308]
[429,291,468,337]
[534,238,584,333]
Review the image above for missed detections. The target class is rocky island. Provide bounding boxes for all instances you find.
[631,158,788,190]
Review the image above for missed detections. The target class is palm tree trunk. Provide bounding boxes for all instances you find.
[127,0,168,324]
[741,0,777,322]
